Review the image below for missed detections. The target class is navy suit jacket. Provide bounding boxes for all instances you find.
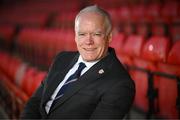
[21,47,135,119]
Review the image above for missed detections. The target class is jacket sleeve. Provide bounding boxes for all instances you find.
[90,80,135,119]
[20,81,44,119]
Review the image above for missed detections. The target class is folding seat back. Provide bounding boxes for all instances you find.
[16,29,34,59]
[108,8,119,25]
[170,23,180,43]
[123,35,145,57]
[44,29,65,67]
[14,63,28,87]
[110,32,125,54]
[117,53,133,66]
[161,1,179,23]
[0,25,14,49]
[142,36,171,63]
[0,55,21,82]
[131,5,146,22]
[20,67,37,96]
[110,32,133,66]
[8,58,22,83]
[64,30,76,51]
[116,6,131,22]
[145,3,161,22]
[167,41,180,65]
[0,52,7,71]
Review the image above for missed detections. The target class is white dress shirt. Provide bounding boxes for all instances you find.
[45,55,99,113]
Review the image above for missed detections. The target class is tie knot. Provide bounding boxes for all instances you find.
[78,62,86,74]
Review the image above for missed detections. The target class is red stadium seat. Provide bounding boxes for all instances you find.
[64,30,76,51]
[52,12,76,28]
[170,24,180,43]
[116,6,131,23]
[123,35,145,57]
[0,52,25,84]
[0,70,29,119]
[110,33,132,65]
[131,4,146,22]
[20,67,37,96]
[155,63,180,119]
[142,36,171,63]
[29,71,46,96]
[167,41,180,65]
[110,32,133,66]
[14,63,28,87]
[130,58,157,112]
[110,32,125,54]
[7,58,22,83]
[154,41,180,118]
[108,8,119,26]
[161,1,179,24]
[134,35,171,115]
[117,53,133,66]
[145,3,161,23]
[0,25,15,49]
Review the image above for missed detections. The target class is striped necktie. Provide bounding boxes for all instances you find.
[53,62,86,103]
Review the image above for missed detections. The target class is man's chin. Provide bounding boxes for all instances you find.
[82,56,96,62]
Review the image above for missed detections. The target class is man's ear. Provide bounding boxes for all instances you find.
[75,33,78,43]
[108,32,112,43]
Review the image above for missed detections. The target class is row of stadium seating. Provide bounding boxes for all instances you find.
[0,1,179,28]
[0,51,47,97]
[112,37,180,119]
[0,0,81,27]
[111,33,179,65]
[0,27,177,68]
[15,28,76,67]
[111,31,180,118]
[0,72,28,119]
[0,51,47,118]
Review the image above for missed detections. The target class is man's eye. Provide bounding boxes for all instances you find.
[78,33,85,36]
[94,33,102,36]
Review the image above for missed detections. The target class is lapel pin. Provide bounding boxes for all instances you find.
[98,69,104,74]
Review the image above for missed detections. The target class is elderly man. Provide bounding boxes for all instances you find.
[21,5,135,119]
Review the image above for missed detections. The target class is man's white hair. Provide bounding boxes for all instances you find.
[74,5,112,36]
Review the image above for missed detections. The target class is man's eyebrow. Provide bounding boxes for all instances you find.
[95,31,103,33]
[78,31,85,33]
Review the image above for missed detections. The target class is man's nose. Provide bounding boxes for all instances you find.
[85,34,94,44]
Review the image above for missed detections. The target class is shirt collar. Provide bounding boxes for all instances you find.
[77,55,99,69]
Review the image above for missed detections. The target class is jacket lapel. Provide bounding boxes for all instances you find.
[41,53,79,115]
[49,58,109,113]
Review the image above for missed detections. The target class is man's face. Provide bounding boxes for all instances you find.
[75,12,112,62]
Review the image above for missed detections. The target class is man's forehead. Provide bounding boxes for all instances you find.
[78,12,105,21]
[77,29,104,33]
[75,12,107,33]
